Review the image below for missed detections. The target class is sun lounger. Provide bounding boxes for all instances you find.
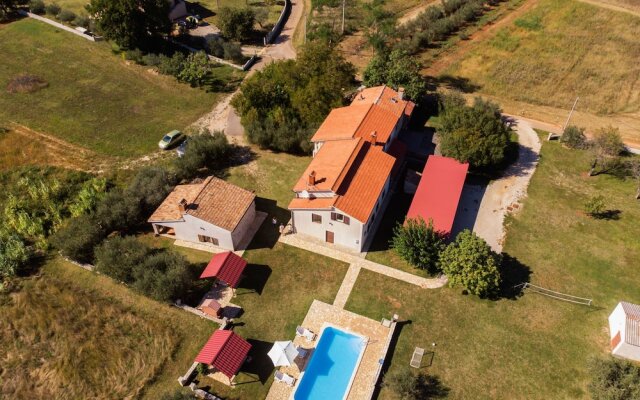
[296,326,316,341]
[410,347,425,368]
[274,370,296,386]
[296,346,309,359]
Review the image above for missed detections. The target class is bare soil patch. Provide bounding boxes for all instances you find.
[6,74,48,94]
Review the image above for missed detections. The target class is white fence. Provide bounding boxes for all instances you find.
[516,282,593,306]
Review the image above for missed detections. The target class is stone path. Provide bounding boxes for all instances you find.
[279,232,447,308]
[333,264,362,308]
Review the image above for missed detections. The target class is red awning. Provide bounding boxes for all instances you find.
[406,155,469,235]
[195,330,252,378]
[200,252,247,288]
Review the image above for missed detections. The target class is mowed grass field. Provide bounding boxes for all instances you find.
[444,0,640,116]
[346,136,640,399]
[0,19,238,157]
[0,258,216,399]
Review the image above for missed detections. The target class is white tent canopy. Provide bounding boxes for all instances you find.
[268,341,300,367]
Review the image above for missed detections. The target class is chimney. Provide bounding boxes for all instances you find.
[370,131,377,145]
[398,87,405,100]
[178,198,188,214]
[308,171,316,186]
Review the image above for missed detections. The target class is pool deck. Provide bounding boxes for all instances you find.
[265,300,392,400]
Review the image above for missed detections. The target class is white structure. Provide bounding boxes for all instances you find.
[288,86,414,252]
[608,301,640,362]
[149,177,256,251]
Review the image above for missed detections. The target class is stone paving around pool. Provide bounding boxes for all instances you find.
[265,300,393,400]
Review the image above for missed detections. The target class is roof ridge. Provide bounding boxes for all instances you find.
[331,138,366,192]
[374,85,386,104]
[186,176,214,211]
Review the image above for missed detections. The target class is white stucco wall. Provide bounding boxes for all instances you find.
[609,303,640,361]
[291,208,364,251]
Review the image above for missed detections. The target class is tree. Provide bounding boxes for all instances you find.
[50,214,107,263]
[69,177,108,217]
[178,52,210,87]
[173,131,232,180]
[217,7,255,42]
[439,229,502,297]
[363,49,427,101]
[87,0,171,49]
[126,166,175,217]
[253,7,269,29]
[560,125,586,149]
[0,0,27,15]
[132,251,194,302]
[438,94,511,170]
[392,217,446,274]
[383,370,449,400]
[584,195,606,217]
[95,236,153,283]
[588,357,640,400]
[589,126,625,176]
[0,232,30,279]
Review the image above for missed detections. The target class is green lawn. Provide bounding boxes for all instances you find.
[0,257,216,399]
[346,137,640,399]
[0,19,241,157]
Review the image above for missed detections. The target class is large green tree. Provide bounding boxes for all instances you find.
[363,49,426,101]
[217,7,255,42]
[87,0,171,48]
[0,232,30,280]
[439,229,502,297]
[588,357,640,400]
[589,126,625,176]
[392,217,446,274]
[233,41,355,153]
[438,93,511,170]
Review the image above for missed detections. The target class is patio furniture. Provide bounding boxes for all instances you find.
[274,371,296,387]
[296,346,309,359]
[381,318,392,327]
[296,326,316,341]
[410,347,425,368]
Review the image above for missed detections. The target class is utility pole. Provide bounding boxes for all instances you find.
[563,96,579,132]
[341,0,345,35]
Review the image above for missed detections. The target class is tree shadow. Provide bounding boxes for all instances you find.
[186,1,216,18]
[244,197,290,251]
[371,319,412,399]
[239,339,275,385]
[414,374,450,399]
[425,74,482,93]
[592,209,622,220]
[497,253,532,300]
[236,263,272,295]
[366,191,413,253]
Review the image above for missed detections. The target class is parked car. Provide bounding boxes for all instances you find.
[158,130,183,150]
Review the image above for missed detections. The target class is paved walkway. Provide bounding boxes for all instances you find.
[333,264,362,308]
[279,232,447,295]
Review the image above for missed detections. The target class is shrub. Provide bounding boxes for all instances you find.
[50,214,107,264]
[29,0,45,14]
[206,36,225,58]
[173,131,232,180]
[584,195,606,217]
[45,2,60,16]
[141,52,161,67]
[124,48,144,64]
[94,189,141,233]
[561,125,586,149]
[94,236,152,283]
[132,251,194,302]
[592,126,625,157]
[126,166,175,216]
[223,41,244,63]
[57,9,76,22]
[217,7,255,41]
[158,52,186,78]
[73,14,90,28]
[439,229,502,297]
[68,177,108,217]
[588,357,640,400]
[177,51,210,87]
[392,217,446,274]
[0,233,30,279]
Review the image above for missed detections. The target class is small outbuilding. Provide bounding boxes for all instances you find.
[195,330,252,384]
[609,301,640,362]
[148,177,256,251]
[200,251,247,288]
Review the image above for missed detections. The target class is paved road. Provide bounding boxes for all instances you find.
[454,118,542,253]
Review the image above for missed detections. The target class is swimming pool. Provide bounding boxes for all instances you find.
[294,326,366,400]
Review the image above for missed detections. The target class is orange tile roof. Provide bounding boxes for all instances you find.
[334,144,396,223]
[288,197,337,210]
[351,85,415,119]
[310,104,372,142]
[354,105,399,144]
[149,177,255,231]
[293,138,363,192]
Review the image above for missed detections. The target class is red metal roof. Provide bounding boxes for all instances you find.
[406,155,469,235]
[194,330,251,378]
[200,252,247,288]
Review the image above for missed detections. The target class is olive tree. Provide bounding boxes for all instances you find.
[589,126,625,176]
[392,217,446,274]
[588,357,640,400]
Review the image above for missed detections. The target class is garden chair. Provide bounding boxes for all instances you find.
[410,347,425,368]
[274,370,296,386]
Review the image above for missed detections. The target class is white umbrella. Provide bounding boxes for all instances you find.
[268,341,299,367]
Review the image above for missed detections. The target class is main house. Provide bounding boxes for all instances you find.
[288,85,415,252]
[149,176,256,251]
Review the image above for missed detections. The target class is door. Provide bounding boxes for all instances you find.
[326,231,334,244]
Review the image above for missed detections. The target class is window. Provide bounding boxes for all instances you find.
[331,212,350,225]
[198,235,219,246]
[312,214,322,223]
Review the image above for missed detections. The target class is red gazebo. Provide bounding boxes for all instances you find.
[200,251,247,288]
[195,330,252,384]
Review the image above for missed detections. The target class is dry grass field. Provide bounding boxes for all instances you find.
[443,0,640,143]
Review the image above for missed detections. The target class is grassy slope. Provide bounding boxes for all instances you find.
[0,19,237,157]
[346,137,640,399]
[0,257,215,399]
[444,0,640,116]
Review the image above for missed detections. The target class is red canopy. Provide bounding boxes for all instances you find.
[195,330,252,378]
[406,155,468,235]
[200,252,247,288]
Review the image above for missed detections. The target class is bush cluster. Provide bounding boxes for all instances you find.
[30,0,91,28]
[217,7,255,42]
[205,37,245,64]
[126,50,214,88]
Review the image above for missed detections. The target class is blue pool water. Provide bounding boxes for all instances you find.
[294,327,365,400]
